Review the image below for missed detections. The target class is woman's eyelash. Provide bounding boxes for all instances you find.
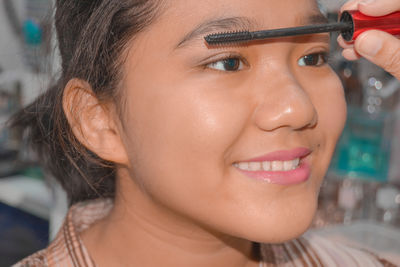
[324,52,333,65]
[202,50,332,72]
[203,54,248,71]
[298,51,332,67]
[316,51,331,64]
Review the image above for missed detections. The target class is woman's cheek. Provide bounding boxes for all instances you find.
[317,72,347,141]
[168,80,252,154]
[124,75,251,166]
[299,68,347,135]
[309,71,347,175]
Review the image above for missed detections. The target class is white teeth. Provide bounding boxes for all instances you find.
[234,158,301,172]
[272,161,283,171]
[237,162,249,171]
[283,160,293,171]
[262,161,271,171]
[293,158,300,168]
[249,162,261,171]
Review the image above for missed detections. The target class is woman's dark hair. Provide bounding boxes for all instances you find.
[11,0,161,205]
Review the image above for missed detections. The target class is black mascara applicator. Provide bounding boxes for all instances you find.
[205,11,400,45]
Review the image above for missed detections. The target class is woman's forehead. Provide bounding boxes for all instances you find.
[159,0,321,24]
[149,0,323,48]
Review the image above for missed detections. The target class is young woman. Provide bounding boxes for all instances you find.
[14,0,399,266]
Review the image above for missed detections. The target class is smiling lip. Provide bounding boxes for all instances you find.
[243,147,311,162]
[234,147,311,185]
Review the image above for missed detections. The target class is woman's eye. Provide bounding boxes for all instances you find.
[298,53,328,67]
[206,57,244,72]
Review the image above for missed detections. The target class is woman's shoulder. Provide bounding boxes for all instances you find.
[12,225,95,267]
[15,229,398,267]
[301,231,397,266]
[12,233,83,267]
[12,199,110,267]
[260,231,398,266]
[12,250,47,267]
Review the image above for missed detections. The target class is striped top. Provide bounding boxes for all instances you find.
[14,199,398,267]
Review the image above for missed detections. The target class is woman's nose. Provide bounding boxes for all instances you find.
[252,73,318,132]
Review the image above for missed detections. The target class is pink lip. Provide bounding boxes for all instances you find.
[234,147,312,185]
[243,147,311,162]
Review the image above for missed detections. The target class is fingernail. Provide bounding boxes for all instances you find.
[360,0,375,5]
[340,0,358,12]
[342,48,359,61]
[357,33,382,57]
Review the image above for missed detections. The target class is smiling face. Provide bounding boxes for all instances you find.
[114,0,346,243]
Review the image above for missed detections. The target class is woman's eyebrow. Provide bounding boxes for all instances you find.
[176,16,256,49]
[175,13,329,49]
[306,13,329,24]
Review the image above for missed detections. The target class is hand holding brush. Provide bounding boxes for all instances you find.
[338,0,400,81]
[203,0,400,81]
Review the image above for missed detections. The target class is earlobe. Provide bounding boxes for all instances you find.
[62,79,129,165]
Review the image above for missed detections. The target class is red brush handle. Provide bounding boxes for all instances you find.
[341,10,400,41]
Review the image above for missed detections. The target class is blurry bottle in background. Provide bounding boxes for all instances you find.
[375,185,400,226]
[321,56,400,226]
[3,0,53,74]
[388,90,400,185]
[313,0,400,228]
[337,179,363,224]
[22,0,52,73]
[0,72,23,177]
[0,79,21,151]
[0,0,53,176]
[331,60,398,183]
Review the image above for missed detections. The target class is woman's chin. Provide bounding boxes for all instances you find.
[236,202,317,244]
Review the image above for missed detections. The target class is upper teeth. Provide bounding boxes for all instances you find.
[234,158,300,172]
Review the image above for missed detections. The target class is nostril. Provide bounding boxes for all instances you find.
[253,98,318,132]
[252,76,318,131]
[306,107,318,129]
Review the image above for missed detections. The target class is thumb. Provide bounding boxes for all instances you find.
[355,30,400,80]
[358,0,400,16]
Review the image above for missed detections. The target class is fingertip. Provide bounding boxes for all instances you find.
[342,48,361,61]
[340,0,360,12]
[337,35,354,49]
[337,35,344,44]
[353,29,400,79]
[354,30,383,57]
[357,2,377,15]
[358,0,398,16]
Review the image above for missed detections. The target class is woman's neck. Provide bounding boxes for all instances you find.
[81,170,260,267]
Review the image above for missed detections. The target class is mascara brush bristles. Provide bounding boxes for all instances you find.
[205,31,252,46]
[205,22,352,46]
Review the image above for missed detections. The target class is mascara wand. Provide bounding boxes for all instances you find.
[205,11,400,45]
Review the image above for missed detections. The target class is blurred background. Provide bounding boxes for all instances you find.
[0,0,399,266]
[0,0,66,265]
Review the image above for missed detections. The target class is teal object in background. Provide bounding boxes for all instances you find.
[23,19,42,46]
[331,106,393,182]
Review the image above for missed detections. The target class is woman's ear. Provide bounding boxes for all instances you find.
[62,79,129,165]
